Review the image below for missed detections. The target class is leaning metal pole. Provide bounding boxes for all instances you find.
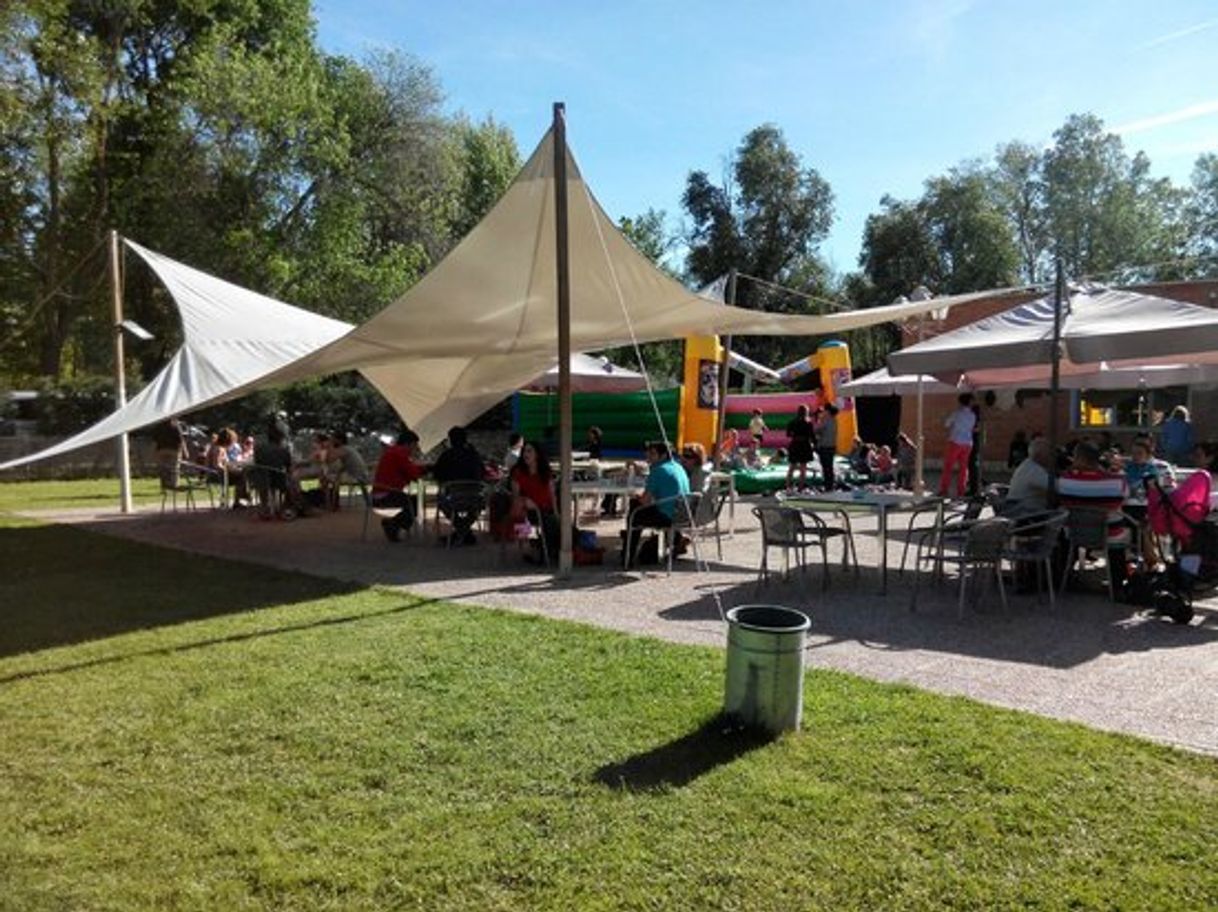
[110,229,133,514]
[553,102,574,577]
[1047,260,1065,503]
[712,269,736,471]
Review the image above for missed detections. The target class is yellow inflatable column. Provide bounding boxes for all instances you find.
[815,341,857,454]
[679,335,724,453]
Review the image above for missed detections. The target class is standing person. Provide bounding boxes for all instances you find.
[939,393,977,499]
[152,418,187,486]
[784,404,817,491]
[816,404,839,492]
[967,402,984,498]
[896,432,917,490]
[585,426,604,459]
[1159,405,1195,466]
[748,408,769,450]
[371,429,426,541]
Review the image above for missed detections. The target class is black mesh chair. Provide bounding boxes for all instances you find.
[438,481,488,547]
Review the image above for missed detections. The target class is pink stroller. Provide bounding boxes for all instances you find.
[1143,470,1217,623]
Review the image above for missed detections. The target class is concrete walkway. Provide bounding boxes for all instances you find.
[28,499,1218,755]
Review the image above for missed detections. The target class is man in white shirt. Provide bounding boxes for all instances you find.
[938,393,977,498]
[1003,436,1052,514]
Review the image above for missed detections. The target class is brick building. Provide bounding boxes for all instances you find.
[893,280,1218,472]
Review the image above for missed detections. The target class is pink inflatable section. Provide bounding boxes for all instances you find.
[724,390,824,448]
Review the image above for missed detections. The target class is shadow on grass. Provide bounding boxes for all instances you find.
[0,592,438,685]
[0,522,364,659]
[593,714,774,792]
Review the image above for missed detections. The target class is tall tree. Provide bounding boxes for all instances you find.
[682,124,835,367]
[1186,153,1218,277]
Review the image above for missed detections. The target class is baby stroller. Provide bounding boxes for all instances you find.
[1138,471,1218,624]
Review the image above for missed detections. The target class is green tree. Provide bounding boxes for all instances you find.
[990,140,1049,283]
[1186,153,1218,276]
[446,114,520,242]
[682,124,836,369]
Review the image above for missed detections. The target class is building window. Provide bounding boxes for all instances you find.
[1073,386,1189,431]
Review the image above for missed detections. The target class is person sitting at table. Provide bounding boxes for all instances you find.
[325,431,370,507]
[1058,441,1132,593]
[1002,436,1053,515]
[784,403,817,492]
[1122,438,1174,497]
[1192,441,1218,474]
[433,425,487,545]
[868,444,895,484]
[292,432,331,488]
[626,441,691,560]
[679,442,707,492]
[371,429,426,541]
[511,440,559,562]
[252,422,294,519]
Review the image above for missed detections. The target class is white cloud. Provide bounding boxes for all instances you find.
[1141,17,1218,49]
[1112,100,1218,136]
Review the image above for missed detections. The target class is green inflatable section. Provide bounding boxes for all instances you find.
[731,458,864,494]
[514,389,680,452]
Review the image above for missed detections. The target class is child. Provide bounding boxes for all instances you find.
[748,408,768,449]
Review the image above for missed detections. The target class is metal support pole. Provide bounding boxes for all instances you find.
[712,269,736,471]
[553,102,574,576]
[1048,260,1065,503]
[110,229,133,514]
[914,314,926,496]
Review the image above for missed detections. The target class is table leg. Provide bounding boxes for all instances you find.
[728,477,736,536]
[879,505,889,595]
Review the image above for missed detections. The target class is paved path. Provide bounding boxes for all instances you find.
[26,500,1218,755]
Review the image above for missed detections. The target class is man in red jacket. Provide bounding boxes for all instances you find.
[372,429,427,541]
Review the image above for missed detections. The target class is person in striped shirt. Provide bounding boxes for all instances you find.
[1058,442,1131,592]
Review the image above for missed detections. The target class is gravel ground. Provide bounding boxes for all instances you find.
[30,495,1218,755]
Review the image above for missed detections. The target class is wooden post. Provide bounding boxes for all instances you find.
[553,102,574,576]
[110,229,133,514]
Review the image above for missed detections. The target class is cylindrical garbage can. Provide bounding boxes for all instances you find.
[724,605,810,734]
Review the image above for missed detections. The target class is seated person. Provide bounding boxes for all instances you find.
[433,426,487,544]
[510,440,559,560]
[1192,441,1218,475]
[626,441,692,560]
[1002,437,1053,515]
[847,437,872,478]
[719,428,744,469]
[1058,442,1131,591]
[292,432,331,486]
[371,429,426,541]
[325,431,370,505]
[1122,438,1174,497]
[252,422,293,517]
[868,444,895,484]
[769,447,788,467]
[678,442,707,493]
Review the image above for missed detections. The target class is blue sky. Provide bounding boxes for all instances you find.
[314,0,1217,276]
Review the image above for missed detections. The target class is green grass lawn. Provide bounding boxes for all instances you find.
[1,484,1217,910]
[0,475,164,512]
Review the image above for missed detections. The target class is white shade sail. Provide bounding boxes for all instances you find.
[0,241,354,471]
[3,124,1030,470]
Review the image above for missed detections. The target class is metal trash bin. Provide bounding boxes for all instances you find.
[724,605,810,734]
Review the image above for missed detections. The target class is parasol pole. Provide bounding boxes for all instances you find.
[1047,260,1064,502]
[553,102,574,577]
[914,313,926,496]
